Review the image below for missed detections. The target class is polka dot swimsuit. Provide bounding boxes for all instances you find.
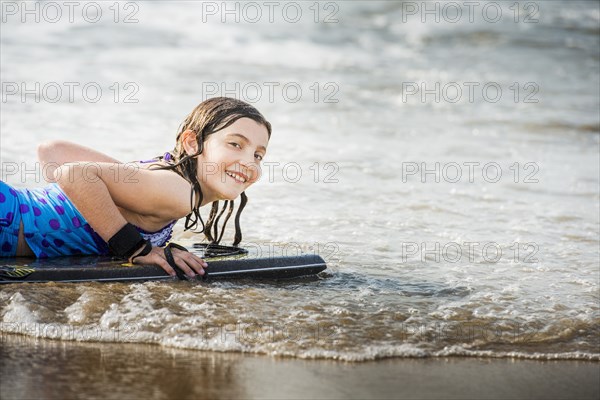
[0,181,175,258]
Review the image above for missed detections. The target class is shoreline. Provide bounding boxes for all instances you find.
[1,333,598,400]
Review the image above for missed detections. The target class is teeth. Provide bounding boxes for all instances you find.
[226,171,246,183]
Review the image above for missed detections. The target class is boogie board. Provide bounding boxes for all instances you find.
[0,243,327,284]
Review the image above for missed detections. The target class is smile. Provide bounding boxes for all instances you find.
[225,170,248,184]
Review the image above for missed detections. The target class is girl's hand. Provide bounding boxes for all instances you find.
[132,246,208,278]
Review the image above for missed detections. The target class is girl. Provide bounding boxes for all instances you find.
[0,97,272,279]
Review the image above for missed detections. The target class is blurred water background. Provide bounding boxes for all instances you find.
[1,0,599,361]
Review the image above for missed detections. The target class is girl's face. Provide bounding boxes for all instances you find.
[192,117,269,202]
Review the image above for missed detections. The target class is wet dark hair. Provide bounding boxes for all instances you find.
[150,97,272,246]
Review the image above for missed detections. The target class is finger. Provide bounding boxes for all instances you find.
[167,252,197,278]
[150,249,178,277]
[134,253,177,277]
[173,254,204,277]
[150,248,180,277]
[180,253,206,275]
[196,256,208,268]
[156,258,178,277]
[173,249,207,273]
[160,246,196,279]
[172,248,207,268]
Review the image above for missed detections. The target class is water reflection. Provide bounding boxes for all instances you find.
[1,334,242,400]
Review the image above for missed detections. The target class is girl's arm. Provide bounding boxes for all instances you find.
[38,140,122,183]
[54,162,206,278]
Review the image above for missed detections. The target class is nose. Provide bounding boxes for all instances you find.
[239,152,261,183]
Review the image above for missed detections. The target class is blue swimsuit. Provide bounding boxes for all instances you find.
[0,180,176,258]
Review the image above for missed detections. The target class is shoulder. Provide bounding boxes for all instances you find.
[127,162,193,220]
[131,163,196,230]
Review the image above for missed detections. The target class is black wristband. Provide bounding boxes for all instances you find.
[108,223,146,259]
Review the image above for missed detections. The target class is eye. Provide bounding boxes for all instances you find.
[254,153,264,161]
[229,142,241,149]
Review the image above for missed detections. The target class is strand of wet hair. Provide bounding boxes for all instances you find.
[184,180,205,233]
[203,202,218,242]
[216,200,235,244]
[211,202,228,243]
[233,192,248,246]
[210,203,219,242]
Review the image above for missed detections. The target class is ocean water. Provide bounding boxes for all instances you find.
[0,1,599,362]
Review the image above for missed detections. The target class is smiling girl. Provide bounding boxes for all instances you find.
[0,97,272,279]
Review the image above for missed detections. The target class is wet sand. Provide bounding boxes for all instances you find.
[1,334,598,400]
